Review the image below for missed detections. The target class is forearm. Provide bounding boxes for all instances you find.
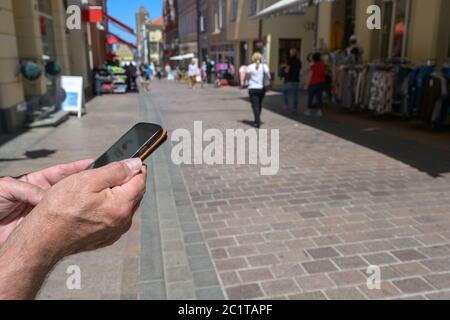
[0,212,62,300]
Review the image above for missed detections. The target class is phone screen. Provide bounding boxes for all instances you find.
[91,123,163,169]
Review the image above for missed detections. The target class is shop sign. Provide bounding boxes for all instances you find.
[61,76,84,118]
[83,6,103,23]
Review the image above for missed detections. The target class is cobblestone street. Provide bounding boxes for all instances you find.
[1,81,450,300]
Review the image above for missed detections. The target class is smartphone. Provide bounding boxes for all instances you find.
[89,123,168,169]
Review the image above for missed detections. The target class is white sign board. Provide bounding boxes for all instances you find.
[61,76,84,118]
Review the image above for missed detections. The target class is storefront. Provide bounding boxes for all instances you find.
[256,0,317,87]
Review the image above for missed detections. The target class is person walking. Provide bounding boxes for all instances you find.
[188,58,200,89]
[281,48,302,113]
[304,52,327,117]
[246,52,271,129]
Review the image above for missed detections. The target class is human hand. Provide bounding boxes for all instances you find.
[26,158,147,258]
[0,160,93,246]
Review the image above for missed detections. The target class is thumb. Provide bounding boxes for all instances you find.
[86,158,143,191]
[1,178,45,206]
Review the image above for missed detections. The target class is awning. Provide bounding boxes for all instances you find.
[106,13,135,35]
[108,32,137,49]
[254,0,334,19]
[170,53,195,61]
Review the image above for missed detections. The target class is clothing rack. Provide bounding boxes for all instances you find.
[330,58,450,129]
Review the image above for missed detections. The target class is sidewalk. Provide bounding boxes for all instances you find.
[0,93,145,299]
[1,81,450,300]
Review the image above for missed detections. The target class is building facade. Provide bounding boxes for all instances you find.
[208,0,234,65]
[220,0,450,87]
[136,6,149,64]
[0,0,107,133]
[314,0,450,66]
[147,17,164,66]
[178,0,198,56]
[163,0,179,65]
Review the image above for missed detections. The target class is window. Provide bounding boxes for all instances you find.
[200,14,206,32]
[249,0,257,16]
[231,0,238,21]
[37,0,56,58]
[150,42,158,53]
[258,0,265,12]
[213,0,226,32]
[218,0,223,29]
[380,0,412,60]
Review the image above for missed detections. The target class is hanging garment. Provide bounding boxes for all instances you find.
[420,74,443,125]
[369,70,394,114]
[413,66,435,114]
[341,70,357,109]
[355,68,367,106]
[363,65,377,107]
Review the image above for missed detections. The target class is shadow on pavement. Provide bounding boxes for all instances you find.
[246,93,450,178]
[0,149,57,162]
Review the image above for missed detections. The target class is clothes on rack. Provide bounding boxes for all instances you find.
[327,54,450,127]
[369,69,395,115]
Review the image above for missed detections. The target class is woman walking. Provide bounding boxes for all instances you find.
[246,52,271,128]
[188,58,200,89]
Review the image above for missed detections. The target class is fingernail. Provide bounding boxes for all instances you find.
[123,158,142,172]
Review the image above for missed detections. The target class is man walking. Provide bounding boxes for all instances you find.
[281,48,302,113]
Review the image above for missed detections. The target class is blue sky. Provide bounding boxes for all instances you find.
[107,0,163,43]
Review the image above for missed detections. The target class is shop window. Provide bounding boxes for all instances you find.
[380,0,412,60]
[329,0,355,51]
[343,0,355,47]
[38,0,56,58]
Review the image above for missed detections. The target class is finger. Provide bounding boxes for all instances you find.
[111,167,147,203]
[87,158,143,191]
[22,159,94,188]
[1,178,45,206]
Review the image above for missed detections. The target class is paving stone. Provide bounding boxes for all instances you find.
[289,291,328,300]
[239,268,274,283]
[226,284,264,300]
[426,291,450,300]
[423,273,450,290]
[362,252,399,265]
[196,287,225,300]
[325,287,367,300]
[306,247,341,259]
[302,260,338,274]
[186,244,210,257]
[358,282,402,300]
[295,274,335,292]
[189,256,215,272]
[332,256,369,270]
[193,270,220,288]
[167,281,196,300]
[328,270,366,286]
[393,277,434,294]
[421,258,450,272]
[261,279,300,297]
[391,249,427,262]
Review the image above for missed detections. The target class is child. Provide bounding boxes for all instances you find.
[304,52,327,117]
